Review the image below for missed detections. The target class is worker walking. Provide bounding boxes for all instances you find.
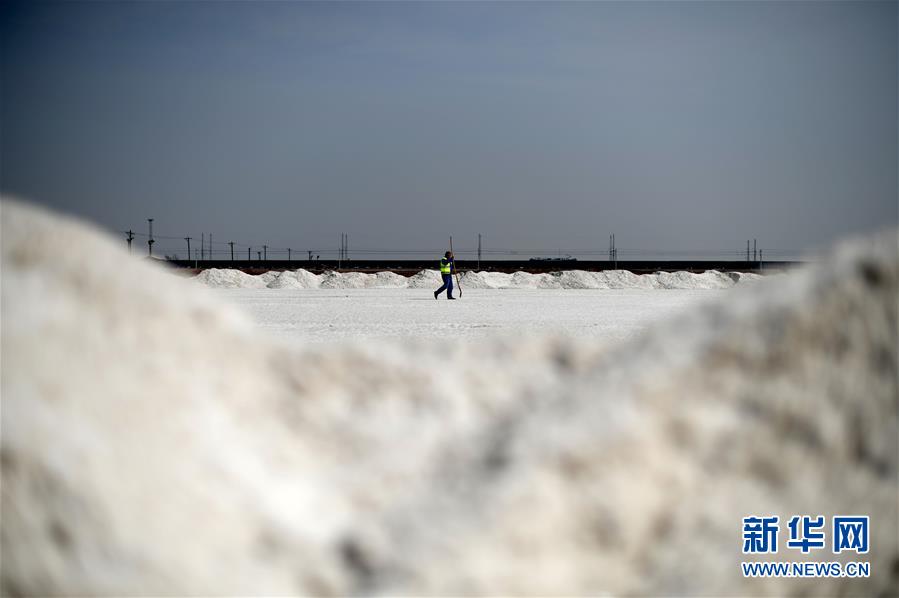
[434,251,456,300]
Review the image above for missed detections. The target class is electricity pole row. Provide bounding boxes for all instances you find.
[183,232,232,262]
[129,224,771,267]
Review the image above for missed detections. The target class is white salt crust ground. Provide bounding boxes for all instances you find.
[2,198,897,597]
[217,288,720,344]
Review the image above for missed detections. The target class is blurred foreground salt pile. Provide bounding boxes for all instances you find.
[2,199,897,596]
[194,265,764,290]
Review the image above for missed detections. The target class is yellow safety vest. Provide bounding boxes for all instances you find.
[440,258,452,274]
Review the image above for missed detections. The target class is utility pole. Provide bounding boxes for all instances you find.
[147,219,154,257]
[201,233,205,260]
[478,233,482,271]
[613,234,617,269]
[338,234,342,269]
[753,239,757,262]
[229,241,235,262]
[263,245,267,260]
[608,234,617,268]
[288,248,292,262]
[746,240,750,262]
[248,247,251,261]
[308,250,312,261]
[210,234,213,261]
[339,233,347,263]
[185,237,192,261]
[759,249,763,271]
[126,230,134,254]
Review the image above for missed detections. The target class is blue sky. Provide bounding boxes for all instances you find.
[2,1,896,259]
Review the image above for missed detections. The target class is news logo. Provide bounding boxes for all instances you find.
[741,515,870,578]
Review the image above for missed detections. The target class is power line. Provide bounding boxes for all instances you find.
[118,227,804,261]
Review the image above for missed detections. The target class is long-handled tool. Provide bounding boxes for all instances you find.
[450,236,462,298]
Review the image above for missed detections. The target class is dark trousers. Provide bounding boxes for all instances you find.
[435,273,454,298]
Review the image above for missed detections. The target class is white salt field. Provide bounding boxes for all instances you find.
[213,287,720,343]
[194,267,766,343]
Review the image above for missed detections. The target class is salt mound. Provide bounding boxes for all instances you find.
[374,271,409,288]
[535,272,563,289]
[255,269,326,290]
[556,270,602,289]
[293,268,323,289]
[270,270,404,290]
[406,269,442,288]
[728,271,764,284]
[194,268,267,289]
[655,269,735,290]
[345,271,378,289]
[328,271,366,289]
[509,271,542,288]
[266,271,304,289]
[458,271,513,289]
[318,271,377,289]
[258,271,280,284]
[597,269,660,289]
[3,198,896,596]
[456,271,489,289]
[318,270,340,288]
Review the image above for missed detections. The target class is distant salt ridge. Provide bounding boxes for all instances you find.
[194,267,763,290]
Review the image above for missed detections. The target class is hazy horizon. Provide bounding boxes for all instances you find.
[2,1,896,261]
